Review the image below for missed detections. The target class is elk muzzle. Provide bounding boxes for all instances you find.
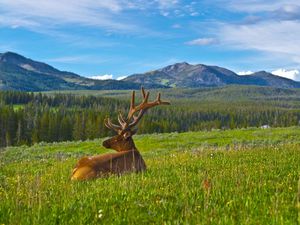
[102,139,111,148]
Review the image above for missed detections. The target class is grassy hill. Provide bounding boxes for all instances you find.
[1,127,299,224]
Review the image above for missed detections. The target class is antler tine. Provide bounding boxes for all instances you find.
[127,90,170,129]
[130,91,135,111]
[105,87,170,132]
[127,90,136,121]
[104,118,122,133]
[142,91,150,104]
[157,92,161,102]
[127,110,146,128]
[156,92,170,105]
[141,87,146,98]
[118,112,127,129]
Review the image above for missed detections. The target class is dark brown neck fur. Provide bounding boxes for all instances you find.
[102,135,138,152]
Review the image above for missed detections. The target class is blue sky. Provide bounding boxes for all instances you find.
[0,0,300,80]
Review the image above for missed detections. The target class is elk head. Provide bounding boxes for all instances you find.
[103,87,170,152]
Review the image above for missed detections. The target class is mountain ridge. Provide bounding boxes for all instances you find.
[0,52,164,91]
[0,52,299,91]
[124,62,300,88]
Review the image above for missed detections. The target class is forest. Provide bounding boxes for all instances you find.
[1,87,300,147]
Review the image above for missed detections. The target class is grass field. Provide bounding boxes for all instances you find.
[0,127,300,224]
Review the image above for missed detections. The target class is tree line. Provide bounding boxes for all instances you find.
[0,91,300,147]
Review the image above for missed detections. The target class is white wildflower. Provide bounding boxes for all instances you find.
[98,209,103,219]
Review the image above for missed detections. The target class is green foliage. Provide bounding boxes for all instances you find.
[1,87,300,147]
[0,127,299,224]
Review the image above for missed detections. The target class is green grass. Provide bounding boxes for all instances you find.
[1,127,300,224]
[12,104,24,110]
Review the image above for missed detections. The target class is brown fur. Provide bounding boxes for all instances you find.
[71,149,146,180]
[71,134,146,180]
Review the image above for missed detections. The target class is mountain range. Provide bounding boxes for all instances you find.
[0,52,156,91]
[0,52,300,91]
[124,62,300,89]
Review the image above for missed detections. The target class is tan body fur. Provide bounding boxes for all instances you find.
[71,150,146,180]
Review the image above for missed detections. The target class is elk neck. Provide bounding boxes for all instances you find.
[102,135,139,152]
[122,136,138,152]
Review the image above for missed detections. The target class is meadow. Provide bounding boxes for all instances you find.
[0,127,300,224]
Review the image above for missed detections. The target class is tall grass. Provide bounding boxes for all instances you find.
[1,127,300,224]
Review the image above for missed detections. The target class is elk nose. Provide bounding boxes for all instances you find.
[102,140,110,148]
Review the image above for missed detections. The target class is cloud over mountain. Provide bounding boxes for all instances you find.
[88,74,114,80]
[272,69,300,81]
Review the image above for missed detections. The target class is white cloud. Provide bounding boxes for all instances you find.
[88,74,113,80]
[216,20,300,68]
[0,0,195,37]
[156,0,200,18]
[272,68,300,81]
[0,0,144,33]
[156,0,179,9]
[237,71,254,75]
[186,38,217,46]
[220,21,300,54]
[116,75,127,80]
[190,12,199,16]
[0,0,191,32]
[220,0,300,13]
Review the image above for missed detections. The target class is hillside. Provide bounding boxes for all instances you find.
[50,85,300,103]
[0,52,159,91]
[1,52,300,91]
[0,128,299,224]
[124,62,300,88]
[244,71,300,89]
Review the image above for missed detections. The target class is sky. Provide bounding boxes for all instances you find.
[0,0,300,81]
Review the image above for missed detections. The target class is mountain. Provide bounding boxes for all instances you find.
[124,62,242,87]
[244,71,300,88]
[124,62,300,88]
[0,52,163,91]
[1,52,300,91]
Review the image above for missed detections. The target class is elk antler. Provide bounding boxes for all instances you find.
[126,87,170,129]
[104,87,170,133]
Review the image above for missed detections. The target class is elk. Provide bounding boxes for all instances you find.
[71,87,170,180]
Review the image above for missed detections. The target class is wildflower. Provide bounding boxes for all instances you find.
[98,209,103,219]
